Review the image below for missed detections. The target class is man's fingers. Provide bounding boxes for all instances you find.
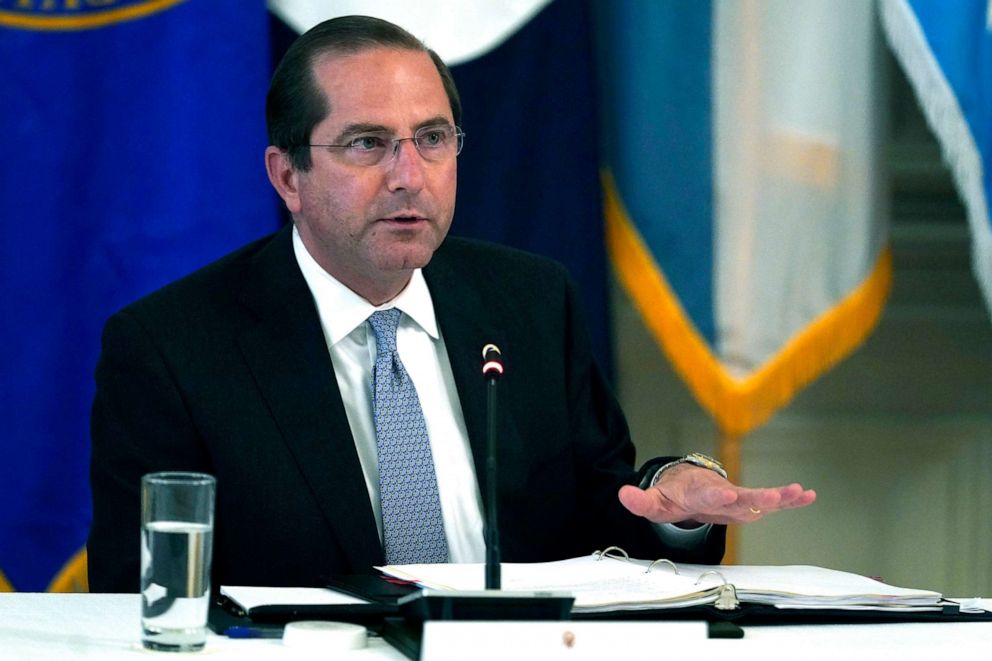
[777,486,817,510]
[687,484,738,511]
[620,482,739,522]
[737,485,817,516]
[733,487,782,513]
[619,476,817,526]
[757,484,816,511]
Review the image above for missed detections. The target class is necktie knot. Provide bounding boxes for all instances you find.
[368,308,402,355]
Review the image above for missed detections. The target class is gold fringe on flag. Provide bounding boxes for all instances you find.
[604,170,892,437]
[0,0,186,31]
[0,547,89,593]
[0,568,12,592]
[48,548,89,593]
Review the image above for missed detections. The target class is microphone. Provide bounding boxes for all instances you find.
[395,342,572,622]
[481,343,503,379]
[482,344,502,590]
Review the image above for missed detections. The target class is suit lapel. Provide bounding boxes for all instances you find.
[235,226,383,569]
[424,246,503,497]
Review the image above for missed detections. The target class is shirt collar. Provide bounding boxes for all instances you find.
[292,225,440,345]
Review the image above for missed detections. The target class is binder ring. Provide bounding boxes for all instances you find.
[645,559,679,575]
[594,546,629,561]
[695,570,740,611]
[695,570,729,587]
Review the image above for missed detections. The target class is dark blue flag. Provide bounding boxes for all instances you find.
[0,0,278,591]
[597,1,891,437]
[449,1,610,374]
[881,0,992,318]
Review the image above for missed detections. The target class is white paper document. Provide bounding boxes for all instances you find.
[378,554,943,613]
[220,585,370,612]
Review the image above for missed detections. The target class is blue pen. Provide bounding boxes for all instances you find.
[224,626,284,639]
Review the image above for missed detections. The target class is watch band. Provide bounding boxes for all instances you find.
[650,452,728,486]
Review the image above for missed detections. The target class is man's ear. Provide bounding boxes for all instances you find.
[265,146,302,214]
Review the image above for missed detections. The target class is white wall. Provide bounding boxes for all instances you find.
[612,243,992,597]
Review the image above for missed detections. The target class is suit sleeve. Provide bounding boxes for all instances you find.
[88,310,211,593]
[559,275,725,563]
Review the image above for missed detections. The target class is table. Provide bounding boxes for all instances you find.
[1,593,990,659]
[0,593,400,660]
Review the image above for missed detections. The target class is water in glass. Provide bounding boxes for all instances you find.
[140,520,213,651]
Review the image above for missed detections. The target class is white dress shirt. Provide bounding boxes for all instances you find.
[293,228,486,562]
[293,227,707,561]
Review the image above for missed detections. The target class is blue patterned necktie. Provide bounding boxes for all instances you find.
[368,308,449,564]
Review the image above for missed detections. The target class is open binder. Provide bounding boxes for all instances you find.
[377,547,992,624]
[209,551,992,661]
[211,548,991,634]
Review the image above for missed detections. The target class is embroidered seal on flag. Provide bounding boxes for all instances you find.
[0,0,183,31]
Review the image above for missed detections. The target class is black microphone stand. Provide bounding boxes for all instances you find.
[483,345,502,590]
[394,345,573,625]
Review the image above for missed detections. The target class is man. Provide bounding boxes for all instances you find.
[88,16,814,593]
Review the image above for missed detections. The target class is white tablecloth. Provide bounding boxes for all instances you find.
[0,593,401,660]
[1,593,990,659]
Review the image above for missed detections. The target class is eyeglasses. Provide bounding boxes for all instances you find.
[308,124,465,167]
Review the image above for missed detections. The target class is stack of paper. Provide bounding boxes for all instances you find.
[377,554,943,614]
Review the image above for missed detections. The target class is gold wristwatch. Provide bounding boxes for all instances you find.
[651,452,728,485]
[681,452,727,478]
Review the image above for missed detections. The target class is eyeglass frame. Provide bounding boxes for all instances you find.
[305,124,465,167]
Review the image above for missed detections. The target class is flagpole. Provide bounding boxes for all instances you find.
[719,431,743,565]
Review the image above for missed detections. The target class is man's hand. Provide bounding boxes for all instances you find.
[618,464,817,526]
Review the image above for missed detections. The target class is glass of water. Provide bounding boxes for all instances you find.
[140,472,216,652]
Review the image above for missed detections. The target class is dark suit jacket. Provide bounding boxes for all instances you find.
[88,225,724,593]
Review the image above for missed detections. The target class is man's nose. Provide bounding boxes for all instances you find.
[385,138,426,192]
